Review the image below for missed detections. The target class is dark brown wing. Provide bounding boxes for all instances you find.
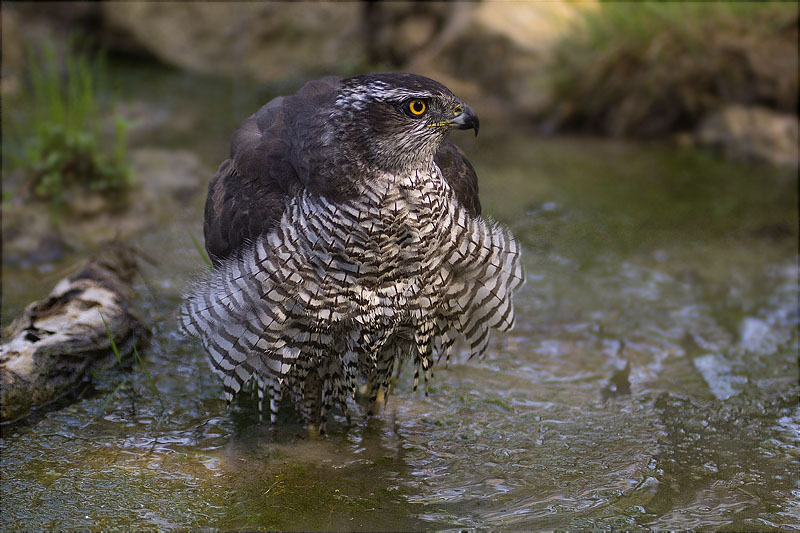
[435,141,481,216]
[204,77,342,265]
[203,159,286,265]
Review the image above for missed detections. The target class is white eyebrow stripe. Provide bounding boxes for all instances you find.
[370,89,435,100]
[339,83,443,104]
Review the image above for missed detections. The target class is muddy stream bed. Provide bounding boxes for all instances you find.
[2,65,798,530]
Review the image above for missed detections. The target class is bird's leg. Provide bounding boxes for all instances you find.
[257,383,265,423]
[269,379,282,425]
[343,352,358,425]
[365,384,384,418]
[367,364,381,416]
[366,343,394,416]
[422,353,431,397]
[318,370,334,436]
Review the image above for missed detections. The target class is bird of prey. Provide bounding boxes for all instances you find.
[180,73,524,432]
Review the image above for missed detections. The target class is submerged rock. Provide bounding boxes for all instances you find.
[0,243,149,423]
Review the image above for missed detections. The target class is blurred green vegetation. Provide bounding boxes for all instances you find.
[9,39,132,209]
[546,1,798,136]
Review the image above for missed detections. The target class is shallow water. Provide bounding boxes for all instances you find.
[2,64,798,530]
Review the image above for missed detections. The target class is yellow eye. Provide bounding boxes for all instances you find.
[408,99,427,116]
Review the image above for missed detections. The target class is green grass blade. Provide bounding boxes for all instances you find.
[132,343,165,412]
[100,312,124,367]
[190,231,213,269]
[97,378,128,417]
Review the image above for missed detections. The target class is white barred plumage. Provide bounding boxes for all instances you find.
[179,73,524,432]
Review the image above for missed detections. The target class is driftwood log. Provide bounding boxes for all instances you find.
[0,243,149,422]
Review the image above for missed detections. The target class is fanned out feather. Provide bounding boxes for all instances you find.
[180,163,523,430]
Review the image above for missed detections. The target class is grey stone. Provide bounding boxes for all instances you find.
[696,105,799,168]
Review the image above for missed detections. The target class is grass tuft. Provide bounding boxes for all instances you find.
[11,38,133,209]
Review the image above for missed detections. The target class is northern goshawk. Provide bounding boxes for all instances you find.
[180,73,524,432]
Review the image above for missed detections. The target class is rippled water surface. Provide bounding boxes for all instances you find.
[2,65,798,530]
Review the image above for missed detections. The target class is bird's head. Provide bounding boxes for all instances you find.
[330,73,479,173]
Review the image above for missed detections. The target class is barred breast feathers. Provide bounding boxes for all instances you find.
[179,164,524,424]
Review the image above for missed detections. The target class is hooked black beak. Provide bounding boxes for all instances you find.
[449,103,480,136]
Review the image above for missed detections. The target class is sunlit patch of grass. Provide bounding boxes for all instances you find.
[10,38,133,209]
[545,1,798,137]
